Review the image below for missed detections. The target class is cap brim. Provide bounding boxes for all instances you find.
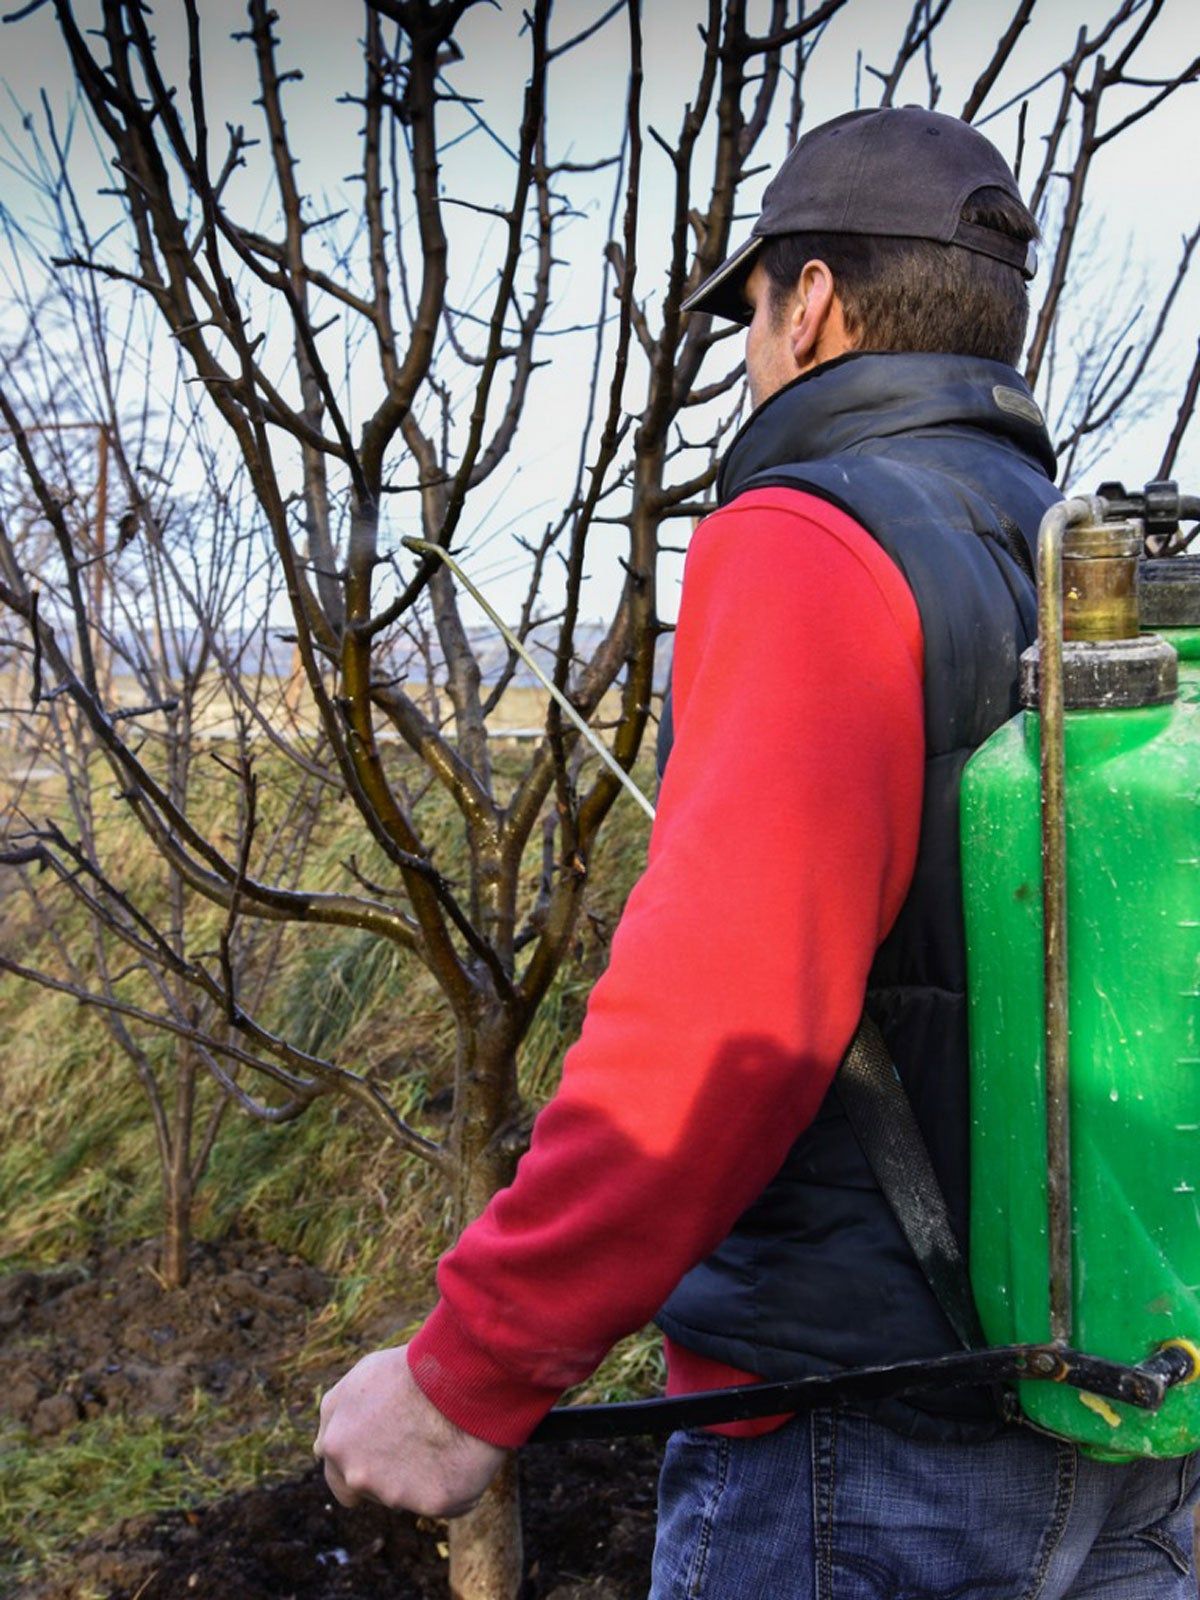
[681,235,763,323]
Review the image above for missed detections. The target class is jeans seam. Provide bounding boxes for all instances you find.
[682,1435,731,1600]
[813,1410,836,1600]
[1024,1442,1077,1600]
[1136,1525,1193,1577]
[1170,1449,1198,1515]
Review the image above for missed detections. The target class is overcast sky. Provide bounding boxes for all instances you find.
[1,0,1197,625]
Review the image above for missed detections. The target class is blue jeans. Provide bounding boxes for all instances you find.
[650,1410,1200,1599]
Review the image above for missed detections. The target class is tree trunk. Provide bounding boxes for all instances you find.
[160,1032,196,1290]
[447,1019,523,1600]
[160,1162,192,1289]
[450,1455,524,1600]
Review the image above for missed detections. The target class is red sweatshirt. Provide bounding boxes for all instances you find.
[407,488,925,1448]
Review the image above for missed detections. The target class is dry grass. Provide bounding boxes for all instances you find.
[0,739,654,1351]
[0,668,630,754]
[0,728,666,1583]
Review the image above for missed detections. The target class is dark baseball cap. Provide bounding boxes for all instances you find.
[683,106,1037,323]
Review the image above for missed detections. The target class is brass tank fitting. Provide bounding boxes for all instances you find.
[1022,512,1177,713]
[1062,517,1141,643]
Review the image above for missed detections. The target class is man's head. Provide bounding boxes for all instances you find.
[685,107,1038,407]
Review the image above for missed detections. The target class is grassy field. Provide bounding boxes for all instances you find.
[0,667,629,749]
[0,735,659,1588]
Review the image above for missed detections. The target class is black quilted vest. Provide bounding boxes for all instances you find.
[655,351,1059,1439]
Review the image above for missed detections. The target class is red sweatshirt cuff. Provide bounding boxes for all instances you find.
[407,1299,564,1448]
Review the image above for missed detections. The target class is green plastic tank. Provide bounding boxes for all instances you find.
[963,520,1200,1461]
[964,699,1200,1457]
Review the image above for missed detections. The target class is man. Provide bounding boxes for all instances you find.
[316,108,1200,1595]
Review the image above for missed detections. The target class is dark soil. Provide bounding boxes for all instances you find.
[31,1442,660,1600]
[2,1240,660,1599]
[0,1236,329,1439]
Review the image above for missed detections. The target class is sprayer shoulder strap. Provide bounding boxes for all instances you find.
[989,505,1037,586]
[836,1014,987,1352]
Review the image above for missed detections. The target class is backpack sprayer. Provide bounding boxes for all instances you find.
[965,480,1200,1461]
[414,484,1200,1456]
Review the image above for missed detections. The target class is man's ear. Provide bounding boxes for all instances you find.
[790,259,849,369]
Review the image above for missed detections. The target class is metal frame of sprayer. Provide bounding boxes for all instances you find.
[409,492,1200,1443]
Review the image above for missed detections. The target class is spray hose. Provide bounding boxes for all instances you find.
[402,538,656,821]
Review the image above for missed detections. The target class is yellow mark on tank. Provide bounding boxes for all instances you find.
[1079,1392,1122,1428]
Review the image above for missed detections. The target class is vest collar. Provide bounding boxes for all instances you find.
[718,350,1056,505]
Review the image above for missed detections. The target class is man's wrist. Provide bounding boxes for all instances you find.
[407,1299,565,1449]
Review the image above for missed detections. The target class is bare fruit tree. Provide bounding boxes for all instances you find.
[0,0,1197,1595]
[0,377,346,1289]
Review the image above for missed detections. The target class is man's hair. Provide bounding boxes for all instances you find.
[760,186,1037,365]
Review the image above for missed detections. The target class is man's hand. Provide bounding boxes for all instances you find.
[314,1343,507,1517]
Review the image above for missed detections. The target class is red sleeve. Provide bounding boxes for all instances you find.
[407,488,925,1447]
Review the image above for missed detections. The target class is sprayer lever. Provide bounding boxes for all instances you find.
[530,1342,1193,1442]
